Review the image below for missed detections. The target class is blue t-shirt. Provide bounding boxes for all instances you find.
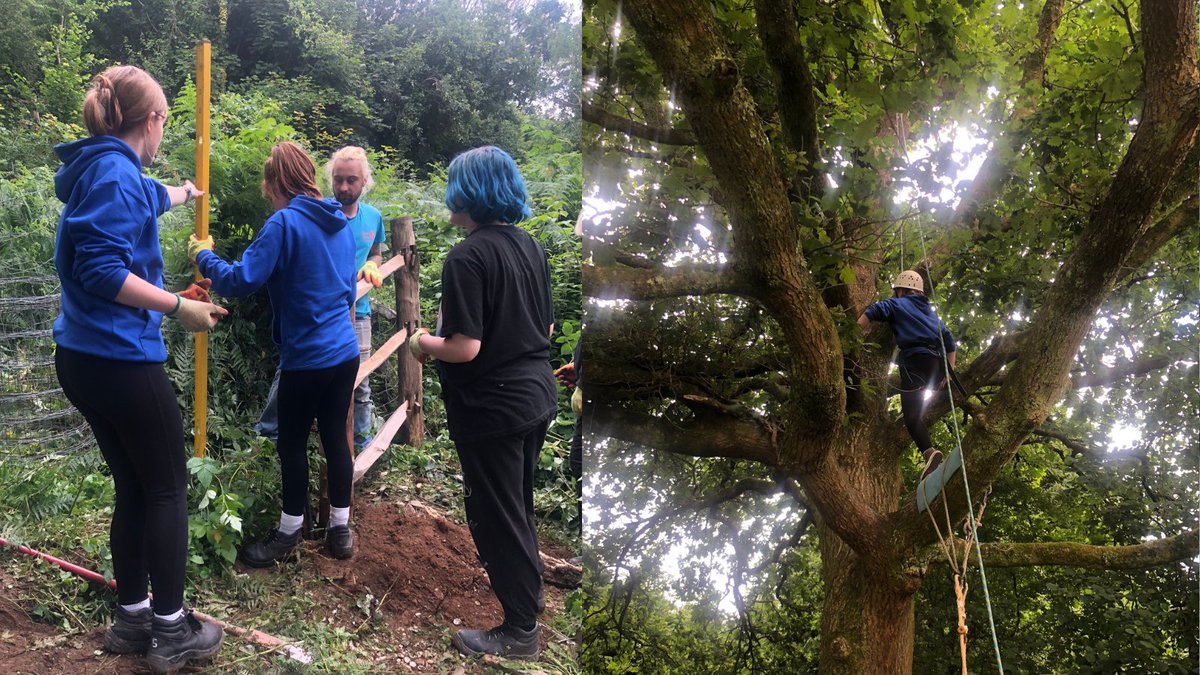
[864,294,956,360]
[52,136,172,363]
[348,203,385,318]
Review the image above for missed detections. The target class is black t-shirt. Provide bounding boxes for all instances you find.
[434,224,557,442]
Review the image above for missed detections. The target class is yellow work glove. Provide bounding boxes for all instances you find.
[408,327,430,362]
[358,260,383,288]
[571,386,584,416]
[188,234,214,263]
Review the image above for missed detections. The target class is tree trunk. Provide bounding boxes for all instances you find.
[819,529,917,674]
[811,430,917,674]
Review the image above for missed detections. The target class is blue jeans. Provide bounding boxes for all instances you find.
[256,316,374,444]
[352,315,373,444]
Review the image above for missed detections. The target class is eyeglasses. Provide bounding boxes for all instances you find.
[153,111,168,124]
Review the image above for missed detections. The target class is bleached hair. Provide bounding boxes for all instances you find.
[324,145,375,195]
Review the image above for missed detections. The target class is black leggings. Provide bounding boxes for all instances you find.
[55,347,188,614]
[455,418,551,630]
[897,352,947,453]
[276,358,357,517]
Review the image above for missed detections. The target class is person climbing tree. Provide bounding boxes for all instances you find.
[408,146,557,661]
[857,269,957,480]
[188,141,360,565]
[52,65,227,674]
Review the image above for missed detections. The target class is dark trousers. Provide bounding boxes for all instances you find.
[55,347,188,614]
[897,352,947,453]
[455,418,550,629]
[276,357,357,516]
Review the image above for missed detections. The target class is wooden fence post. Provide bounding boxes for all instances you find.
[392,217,424,448]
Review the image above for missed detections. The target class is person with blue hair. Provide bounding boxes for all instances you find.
[409,146,556,661]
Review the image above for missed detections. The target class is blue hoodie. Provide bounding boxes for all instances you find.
[196,196,358,371]
[865,294,957,360]
[52,136,172,363]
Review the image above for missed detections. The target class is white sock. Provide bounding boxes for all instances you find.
[120,598,150,613]
[278,512,304,534]
[155,608,184,622]
[329,506,350,528]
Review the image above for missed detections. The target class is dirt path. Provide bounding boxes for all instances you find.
[0,497,577,673]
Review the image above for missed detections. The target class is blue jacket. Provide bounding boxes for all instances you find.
[197,196,358,371]
[52,136,172,363]
[865,294,956,360]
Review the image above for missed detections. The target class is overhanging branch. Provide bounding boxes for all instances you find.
[951,529,1199,569]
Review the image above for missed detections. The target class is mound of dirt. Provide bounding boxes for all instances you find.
[306,498,507,631]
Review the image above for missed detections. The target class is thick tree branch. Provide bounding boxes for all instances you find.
[949,529,1199,569]
[590,403,778,466]
[583,101,697,145]
[584,262,751,300]
[986,342,1191,388]
[754,0,822,193]
[1122,192,1198,277]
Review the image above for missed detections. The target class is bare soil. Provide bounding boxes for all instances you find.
[0,496,575,673]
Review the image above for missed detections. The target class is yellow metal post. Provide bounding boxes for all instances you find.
[193,40,211,458]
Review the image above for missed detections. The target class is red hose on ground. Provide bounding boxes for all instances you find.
[0,537,115,588]
[0,537,312,664]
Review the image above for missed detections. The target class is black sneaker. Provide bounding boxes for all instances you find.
[326,524,354,559]
[452,623,540,661]
[238,528,301,568]
[921,448,944,480]
[146,610,223,674]
[103,605,152,654]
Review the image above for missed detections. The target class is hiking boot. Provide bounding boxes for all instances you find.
[921,448,944,480]
[452,623,540,661]
[103,604,152,654]
[238,528,301,568]
[326,524,354,559]
[146,610,223,674]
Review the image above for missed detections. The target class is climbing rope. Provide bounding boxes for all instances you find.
[912,220,1006,674]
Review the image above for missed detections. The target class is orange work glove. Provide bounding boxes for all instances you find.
[177,279,213,304]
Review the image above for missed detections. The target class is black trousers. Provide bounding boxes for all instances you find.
[276,357,357,516]
[455,418,551,629]
[897,351,947,453]
[55,347,188,614]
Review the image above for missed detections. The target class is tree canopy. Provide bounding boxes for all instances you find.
[581,0,1197,671]
[0,0,580,170]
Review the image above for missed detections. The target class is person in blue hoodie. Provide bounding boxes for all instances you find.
[858,269,957,480]
[408,146,557,661]
[53,65,226,674]
[188,141,359,566]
